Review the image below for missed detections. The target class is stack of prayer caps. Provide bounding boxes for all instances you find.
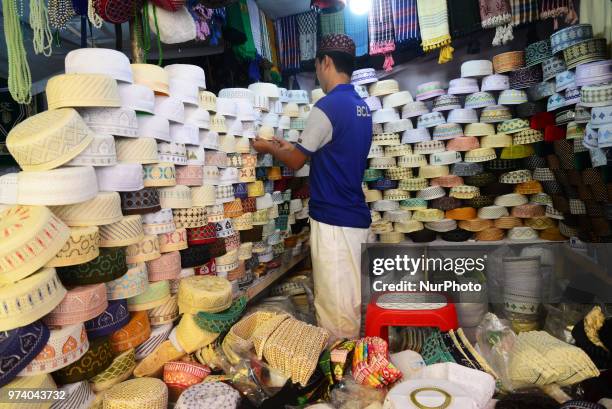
[0,47,311,396]
[364,56,580,243]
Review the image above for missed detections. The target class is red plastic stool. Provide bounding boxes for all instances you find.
[365,292,458,343]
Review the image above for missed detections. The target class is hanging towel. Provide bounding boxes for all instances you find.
[479,0,514,46]
[540,0,577,28]
[320,10,345,36]
[416,0,453,64]
[448,0,481,38]
[344,6,368,56]
[297,10,317,61]
[509,0,539,26]
[391,0,420,47]
[246,0,262,56]
[369,0,396,71]
[276,15,301,74]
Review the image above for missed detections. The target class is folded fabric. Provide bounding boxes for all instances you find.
[417,0,453,63]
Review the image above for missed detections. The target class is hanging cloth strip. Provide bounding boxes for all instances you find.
[344,5,368,56]
[416,0,453,64]
[276,15,301,74]
[539,0,577,28]
[259,9,272,62]
[320,10,345,36]
[391,0,421,48]
[3,0,32,104]
[479,0,514,46]
[297,10,317,62]
[509,0,539,27]
[369,0,396,71]
[246,0,262,56]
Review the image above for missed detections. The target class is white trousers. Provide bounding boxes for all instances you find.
[310,218,369,341]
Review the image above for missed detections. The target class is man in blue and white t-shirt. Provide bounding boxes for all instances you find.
[253,34,372,339]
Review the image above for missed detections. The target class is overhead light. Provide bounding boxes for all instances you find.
[349,0,371,15]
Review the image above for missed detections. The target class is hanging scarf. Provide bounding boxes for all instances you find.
[259,9,272,62]
[191,4,213,41]
[540,0,577,28]
[391,0,420,47]
[369,0,396,71]
[246,0,262,56]
[509,0,539,26]
[267,16,280,68]
[479,0,514,46]
[448,0,481,38]
[320,10,345,36]
[276,15,300,74]
[416,0,453,64]
[297,11,317,61]
[344,6,368,56]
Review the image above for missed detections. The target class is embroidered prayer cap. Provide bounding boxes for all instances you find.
[461,60,493,78]
[492,51,525,73]
[383,91,414,109]
[351,68,378,85]
[103,377,168,409]
[432,94,461,112]
[563,38,607,70]
[415,81,445,101]
[551,24,594,54]
[46,73,121,110]
[447,78,479,95]
[401,101,429,119]
[0,320,50,386]
[66,132,117,167]
[66,48,132,83]
[481,74,510,92]
[465,92,496,109]
[6,108,96,171]
[46,226,100,268]
[0,205,71,284]
[498,89,528,105]
[318,34,356,56]
[576,59,612,87]
[447,108,478,124]
[18,322,88,378]
[480,105,512,123]
[446,136,480,152]
[85,299,130,339]
[132,64,170,95]
[44,283,108,326]
[165,64,206,90]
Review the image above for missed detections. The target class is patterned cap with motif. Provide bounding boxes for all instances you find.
[318,34,356,57]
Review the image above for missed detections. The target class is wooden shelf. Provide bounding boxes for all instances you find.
[247,252,308,300]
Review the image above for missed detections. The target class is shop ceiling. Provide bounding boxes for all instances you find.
[256,0,310,19]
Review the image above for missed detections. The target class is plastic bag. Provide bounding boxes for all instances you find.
[330,379,386,409]
[476,312,517,391]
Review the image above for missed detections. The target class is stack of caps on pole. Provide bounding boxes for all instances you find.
[0,48,311,397]
[361,56,576,244]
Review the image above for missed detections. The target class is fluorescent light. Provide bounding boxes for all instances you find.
[349,0,371,15]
